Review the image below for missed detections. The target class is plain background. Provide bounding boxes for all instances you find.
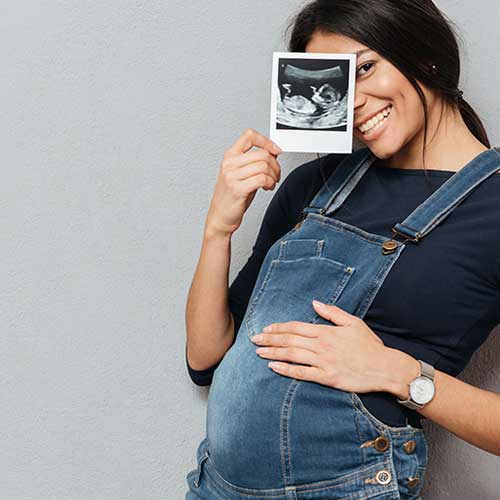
[2,1,499,499]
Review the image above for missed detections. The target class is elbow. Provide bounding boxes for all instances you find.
[185,347,220,386]
[187,366,216,387]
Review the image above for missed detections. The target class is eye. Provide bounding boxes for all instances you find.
[356,62,375,77]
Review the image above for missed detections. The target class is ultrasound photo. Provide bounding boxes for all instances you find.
[270,52,357,154]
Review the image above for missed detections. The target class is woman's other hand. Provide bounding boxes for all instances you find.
[205,128,282,238]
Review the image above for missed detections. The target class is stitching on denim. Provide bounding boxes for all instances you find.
[279,241,286,259]
[326,156,374,215]
[416,433,429,469]
[204,458,287,497]
[246,259,278,338]
[316,239,325,256]
[280,239,320,260]
[355,245,405,318]
[271,255,353,269]
[193,453,209,487]
[328,265,354,303]
[321,150,374,212]
[204,453,395,496]
[402,154,500,237]
[309,150,370,212]
[307,214,387,245]
[355,253,395,318]
[246,257,354,340]
[286,383,301,486]
[284,258,354,304]
[403,162,470,226]
[409,440,419,485]
[296,479,396,497]
[418,175,485,235]
[280,380,301,486]
[351,392,423,435]
[352,398,366,463]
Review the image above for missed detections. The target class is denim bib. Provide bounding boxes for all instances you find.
[186,147,500,500]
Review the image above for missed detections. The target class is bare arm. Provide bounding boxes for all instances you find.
[185,227,235,371]
[384,348,500,456]
[185,129,282,373]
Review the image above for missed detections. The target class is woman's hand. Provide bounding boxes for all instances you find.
[250,300,397,394]
[205,128,283,238]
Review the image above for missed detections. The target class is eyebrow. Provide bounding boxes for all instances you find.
[354,49,373,57]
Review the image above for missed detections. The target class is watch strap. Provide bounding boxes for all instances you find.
[420,360,435,381]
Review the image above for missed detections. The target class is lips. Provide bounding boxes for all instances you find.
[355,105,393,129]
[357,107,392,141]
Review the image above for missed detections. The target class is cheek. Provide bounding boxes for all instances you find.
[376,72,403,96]
[403,91,426,129]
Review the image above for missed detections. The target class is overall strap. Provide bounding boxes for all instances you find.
[392,147,500,242]
[302,147,376,217]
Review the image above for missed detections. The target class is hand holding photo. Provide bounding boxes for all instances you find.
[270,51,357,154]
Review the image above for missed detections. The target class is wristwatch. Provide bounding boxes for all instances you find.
[397,360,436,410]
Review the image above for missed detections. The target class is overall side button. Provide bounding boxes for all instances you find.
[374,435,390,452]
[403,439,417,454]
[360,435,390,452]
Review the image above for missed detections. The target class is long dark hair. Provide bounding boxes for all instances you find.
[284,0,491,197]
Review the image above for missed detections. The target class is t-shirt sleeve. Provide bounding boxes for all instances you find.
[186,154,346,386]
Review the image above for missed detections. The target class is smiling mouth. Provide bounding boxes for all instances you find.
[357,105,393,140]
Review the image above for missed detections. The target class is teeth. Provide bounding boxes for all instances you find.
[359,106,392,133]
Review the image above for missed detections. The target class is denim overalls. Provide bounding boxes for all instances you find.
[186,147,500,500]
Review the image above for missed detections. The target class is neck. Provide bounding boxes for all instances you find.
[382,100,488,172]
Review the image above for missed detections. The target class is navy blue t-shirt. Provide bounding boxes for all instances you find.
[186,153,500,427]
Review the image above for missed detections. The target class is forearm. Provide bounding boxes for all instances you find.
[185,224,235,371]
[383,348,500,457]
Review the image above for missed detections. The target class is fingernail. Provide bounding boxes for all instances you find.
[272,143,283,154]
[312,300,326,308]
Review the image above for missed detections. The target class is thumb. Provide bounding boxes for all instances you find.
[312,300,354,326]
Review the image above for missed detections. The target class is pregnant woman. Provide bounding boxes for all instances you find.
[185,1,500,498]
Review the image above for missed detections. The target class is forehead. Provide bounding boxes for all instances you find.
[305,32,372,56]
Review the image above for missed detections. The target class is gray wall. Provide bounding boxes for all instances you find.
[2,1,499,499]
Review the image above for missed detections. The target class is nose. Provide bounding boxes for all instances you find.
[354,89,367,115]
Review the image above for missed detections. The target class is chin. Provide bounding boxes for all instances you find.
[354,133,400,160]
[371,147,395,160]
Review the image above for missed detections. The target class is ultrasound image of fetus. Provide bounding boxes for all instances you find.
[276,61,349,130]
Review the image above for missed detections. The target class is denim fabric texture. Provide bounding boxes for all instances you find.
[185,147,500,499]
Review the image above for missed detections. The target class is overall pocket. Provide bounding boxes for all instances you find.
[193,450,209,488]
[246,238,355,339]
[350,392,426,436]
[187,437,210,489]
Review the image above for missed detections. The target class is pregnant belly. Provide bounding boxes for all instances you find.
[206,334,365,489]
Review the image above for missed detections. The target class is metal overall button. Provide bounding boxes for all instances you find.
[364,469,392,485]
[376,469,392,485]
[373,435,390,452]
[407,476,420,488]
[381,240,399,255]
[382,225,422,255]
[402,439,417,454]
[359,435,390,452]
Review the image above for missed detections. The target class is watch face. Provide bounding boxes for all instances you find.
[410,377,435,404]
